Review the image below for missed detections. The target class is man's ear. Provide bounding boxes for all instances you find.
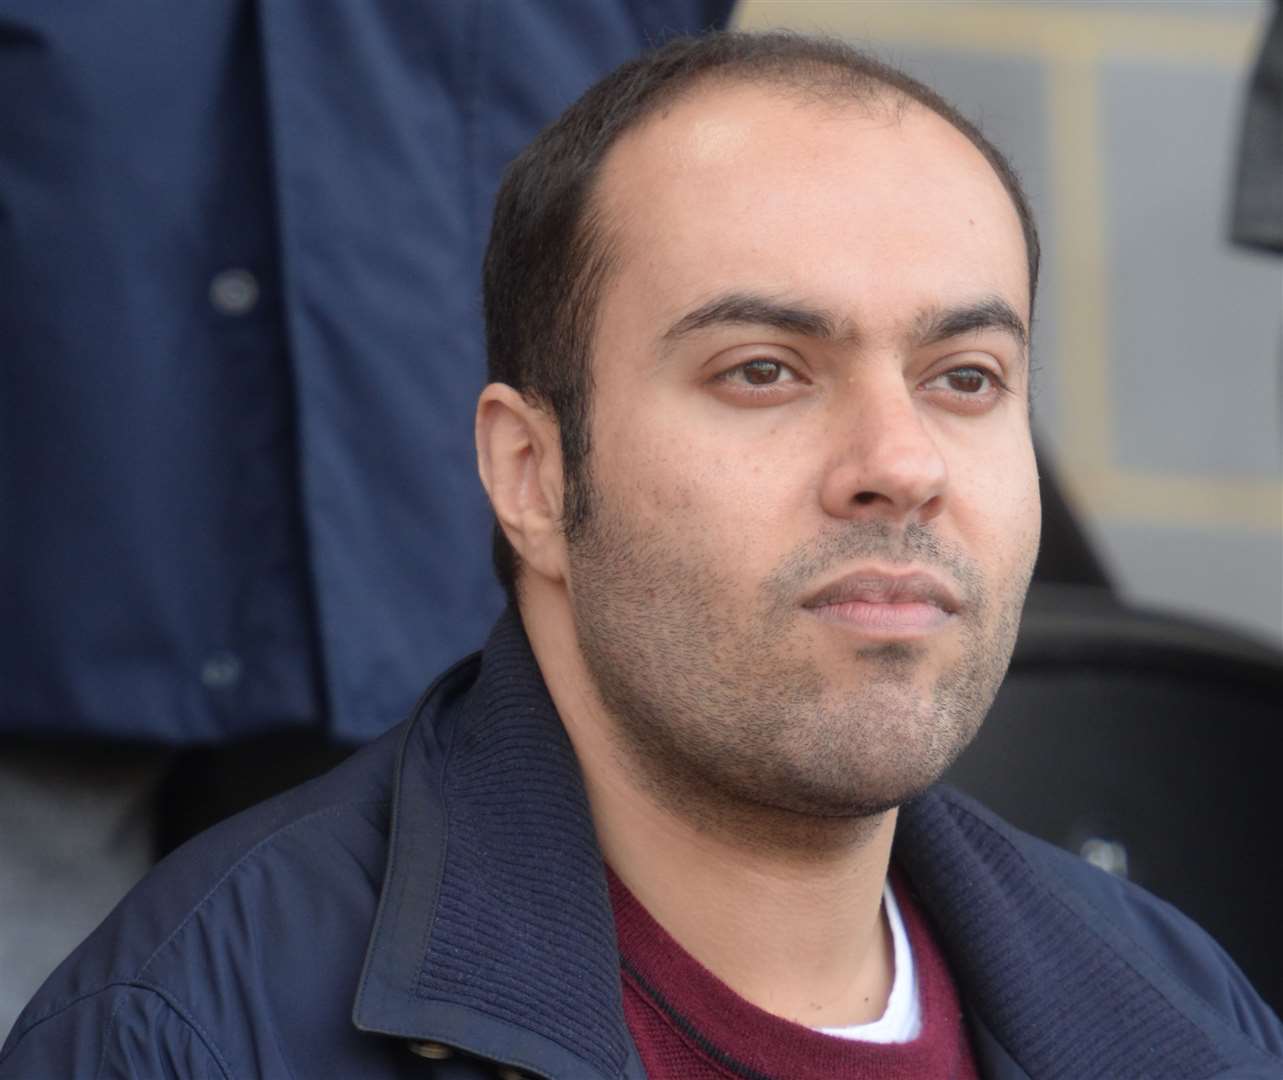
[476,383,568,585]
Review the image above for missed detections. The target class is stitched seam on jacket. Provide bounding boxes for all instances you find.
[134,799,386,982]
[412,727,456,1000]
[250,895,301,1080]
[0,981,235,1080]
[6,798,387,1078]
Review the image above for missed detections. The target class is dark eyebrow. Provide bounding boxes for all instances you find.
[660,290,1028,353]
[661,292,853,345]
[914,296,1028,350]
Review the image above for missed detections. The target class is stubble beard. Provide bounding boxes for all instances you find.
[567,492,1031,840]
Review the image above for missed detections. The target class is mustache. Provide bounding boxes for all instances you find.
[763,522,985,611]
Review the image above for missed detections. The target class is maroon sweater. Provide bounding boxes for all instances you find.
[608,868,979,1080]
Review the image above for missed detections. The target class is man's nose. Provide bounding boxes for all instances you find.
[818,379,948,527]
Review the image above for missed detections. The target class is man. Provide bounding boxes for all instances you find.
[3,30,1280,1080]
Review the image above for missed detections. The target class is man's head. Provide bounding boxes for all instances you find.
[483,32,1039,599]
[477,31,1041,823]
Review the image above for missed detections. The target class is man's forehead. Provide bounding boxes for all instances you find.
[597,76,912,190]
[589,80,1030,342]
[595,77,1017,246]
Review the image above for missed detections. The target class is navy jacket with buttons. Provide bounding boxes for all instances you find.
[0,0,733,746]
[3,611,1281,1079]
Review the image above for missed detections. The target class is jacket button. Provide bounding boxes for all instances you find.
[407,1041,454,1060]
[495,1070,526,1080]
[200,653,242,690]
[209,268,259,316]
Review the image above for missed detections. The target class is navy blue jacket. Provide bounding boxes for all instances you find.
[3,611,1281,1079]
[0,0,732,746]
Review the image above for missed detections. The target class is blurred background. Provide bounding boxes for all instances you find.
[737,0,1283,647]
[3,0,1281,1043]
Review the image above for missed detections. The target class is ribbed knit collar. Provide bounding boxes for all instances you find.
[354,608,641,1078]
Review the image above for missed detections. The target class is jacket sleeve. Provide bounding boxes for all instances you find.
[0,986,230,1080]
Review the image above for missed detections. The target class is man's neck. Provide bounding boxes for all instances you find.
[523,597,898,1030]
[594,764,897,1029]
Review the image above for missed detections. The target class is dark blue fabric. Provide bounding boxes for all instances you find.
[0,0,734,746]
[3,610,1280,1079]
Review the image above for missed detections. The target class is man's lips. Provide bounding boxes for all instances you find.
[801,570,961,634]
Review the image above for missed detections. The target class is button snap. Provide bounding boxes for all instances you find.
[1079,836,1130,879]
[407,1040,454,1060]
[209,268,259,316]
[200,653,242,690]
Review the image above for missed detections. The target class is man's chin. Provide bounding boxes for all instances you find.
[760,717,984,820]
[753,769,950,822]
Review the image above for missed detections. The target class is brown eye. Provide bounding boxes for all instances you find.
[934,364,990,392]
[710,355,804,401]
[945,368,989,394]
[740,359,786,385]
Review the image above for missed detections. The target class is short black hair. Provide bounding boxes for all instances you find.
[482,30,1041,602]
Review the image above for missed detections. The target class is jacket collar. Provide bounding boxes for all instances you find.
[354,608,641,1078]
[355,608,1272,1079]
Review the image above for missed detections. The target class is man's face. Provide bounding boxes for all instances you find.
[563,81,1040,821]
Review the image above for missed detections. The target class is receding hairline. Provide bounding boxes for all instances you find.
[582,68,1032,329]
[590,63,917,200]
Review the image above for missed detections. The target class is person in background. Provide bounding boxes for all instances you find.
[4,30,1280,1079]
[0,0,733,1040]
